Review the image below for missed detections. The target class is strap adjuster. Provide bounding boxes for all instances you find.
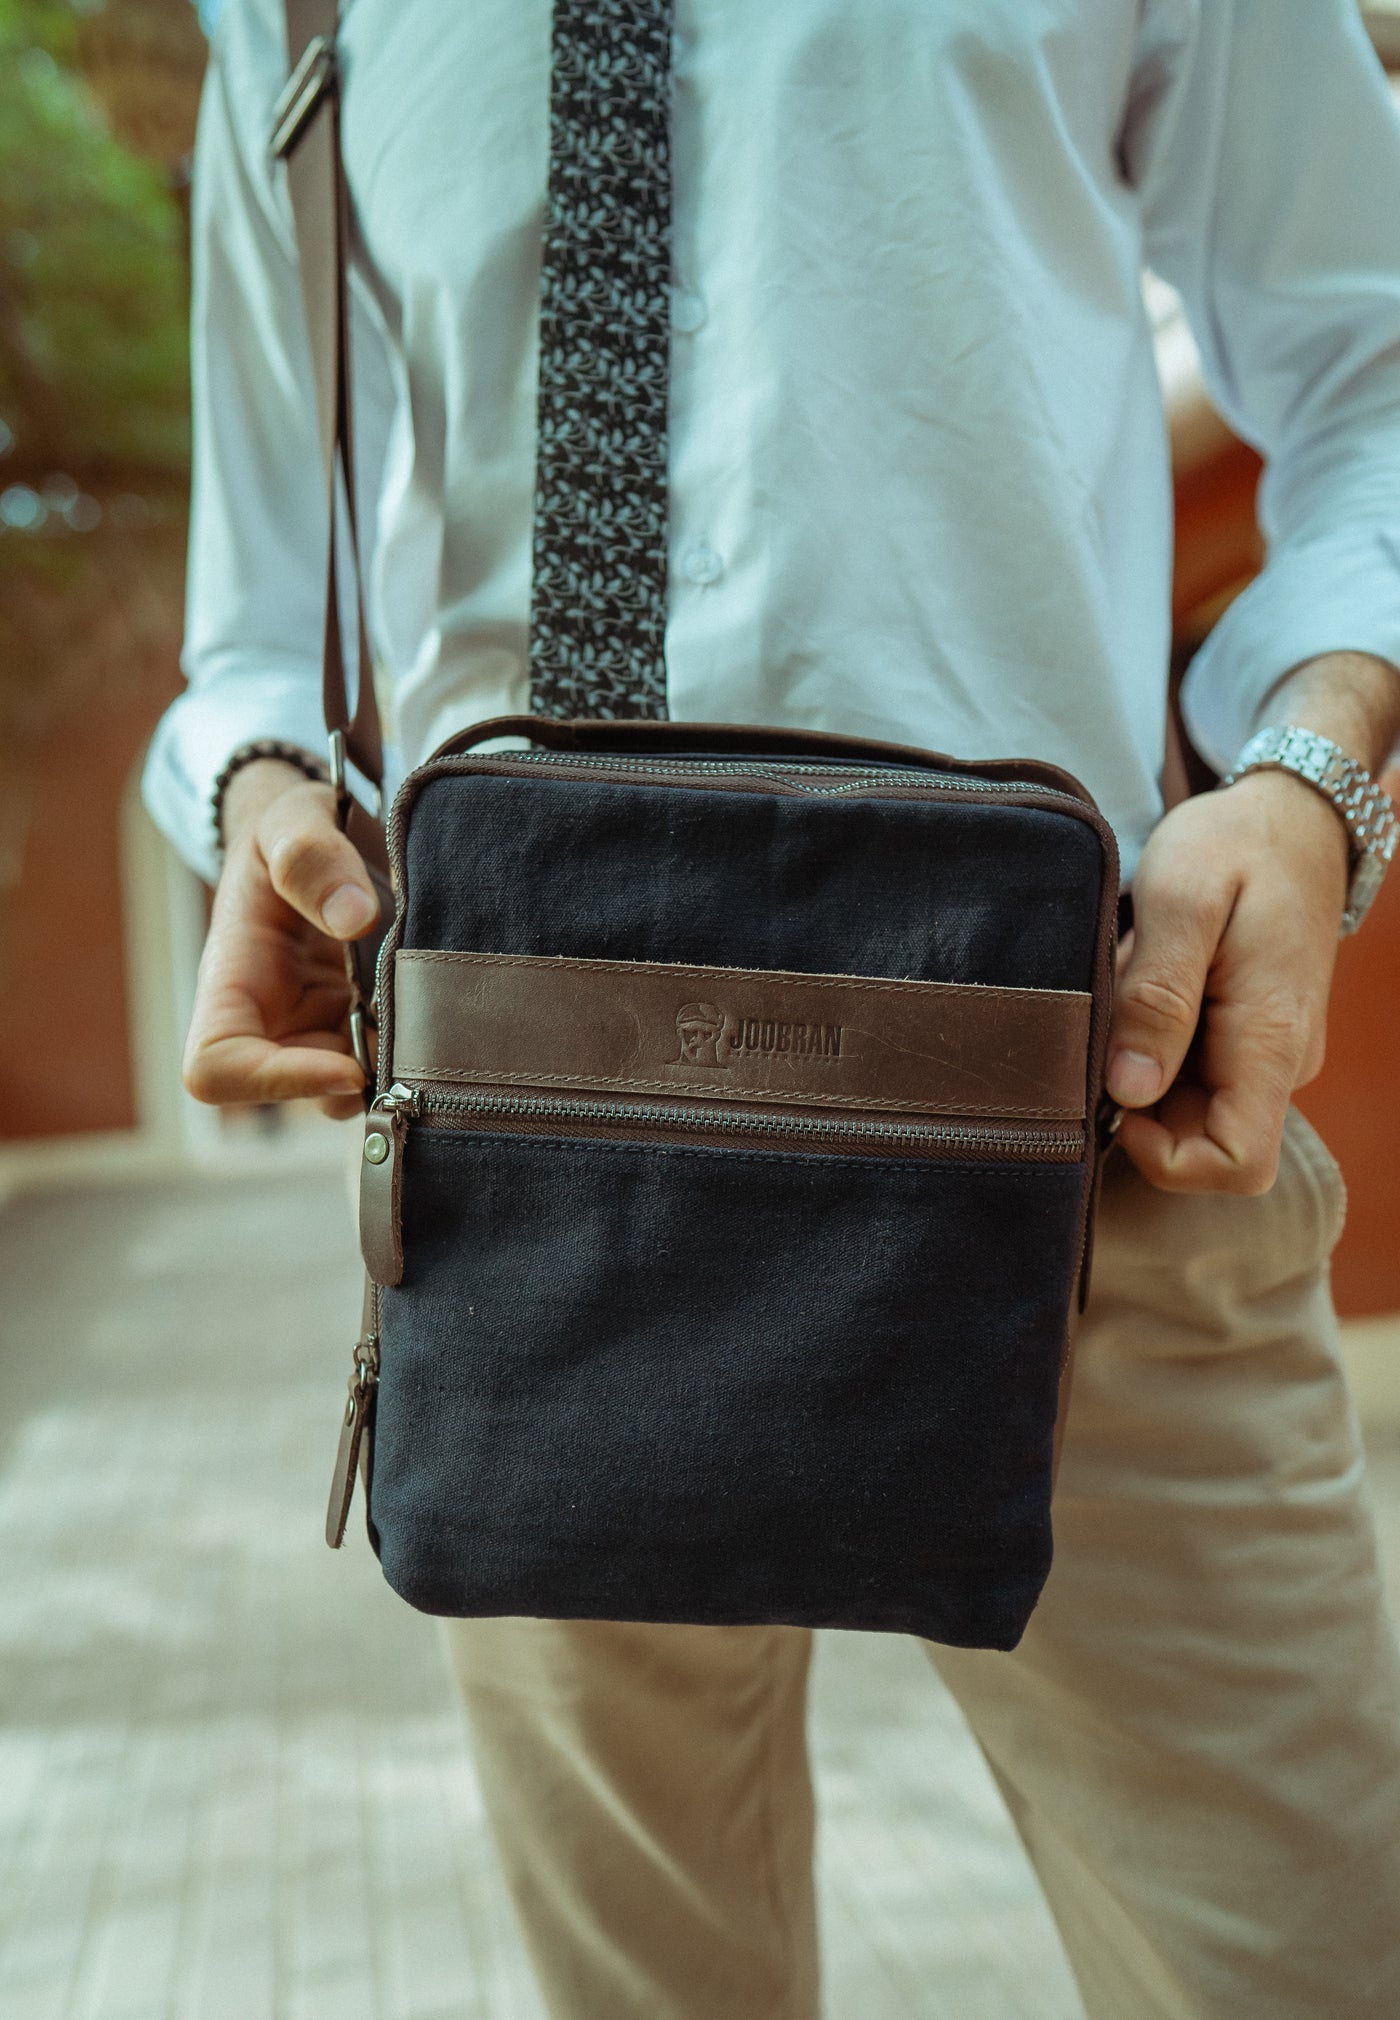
[271,34,337,160]
[327,726,351,823]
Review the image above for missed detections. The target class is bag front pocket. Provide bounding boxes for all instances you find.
[368,1126,1088,1650]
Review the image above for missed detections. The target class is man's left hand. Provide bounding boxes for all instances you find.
[1106,650,1399,1195]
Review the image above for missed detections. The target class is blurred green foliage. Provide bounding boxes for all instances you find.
[0,0,189,480]
[0,0,197,929]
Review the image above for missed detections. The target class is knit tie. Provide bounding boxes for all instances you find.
[528,0,674,720]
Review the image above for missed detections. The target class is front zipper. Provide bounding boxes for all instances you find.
[400,1084,1081,1156]
[358,1079,1085,1292]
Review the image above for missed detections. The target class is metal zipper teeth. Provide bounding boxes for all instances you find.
[394,1087,1083,1157]
[436,748,1085,803]
[384,749,1086,868]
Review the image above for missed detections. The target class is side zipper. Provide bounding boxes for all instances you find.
[1076,1095,1124,1314]
[326,1275,380,1549]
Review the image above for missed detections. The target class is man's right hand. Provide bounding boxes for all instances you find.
[183,758,380,1120]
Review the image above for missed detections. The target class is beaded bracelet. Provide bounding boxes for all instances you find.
[211,738,331,855]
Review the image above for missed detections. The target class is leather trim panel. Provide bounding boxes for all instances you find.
[392,950,1092,1119]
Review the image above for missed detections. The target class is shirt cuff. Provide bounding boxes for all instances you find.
[1180,529,1400,774]
[141,662,331,883]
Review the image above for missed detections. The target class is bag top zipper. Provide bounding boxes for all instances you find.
[382,746,1097,910]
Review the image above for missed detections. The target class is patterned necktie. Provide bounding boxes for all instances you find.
[528,0,674,720]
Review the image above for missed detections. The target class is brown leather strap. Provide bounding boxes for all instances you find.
[277,0,384,795]
[391,949,1093,1121]
[275,0,389,1092]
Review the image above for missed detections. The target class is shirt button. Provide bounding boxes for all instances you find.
[683,543,724,586]
[670,290,706,334]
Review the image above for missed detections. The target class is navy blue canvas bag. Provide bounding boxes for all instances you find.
[276,2,1120,1652]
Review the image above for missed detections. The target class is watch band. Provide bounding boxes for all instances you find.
[1220,724,1398,934]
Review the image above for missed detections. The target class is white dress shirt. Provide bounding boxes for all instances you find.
[144,0,1400,884]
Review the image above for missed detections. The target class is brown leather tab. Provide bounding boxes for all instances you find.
[326,1369,373,1548]
[359,1106,405,1286]
[392,951,1091,1120]
[325,1275,378,1549]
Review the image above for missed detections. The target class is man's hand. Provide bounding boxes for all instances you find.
[1107,651,1399,1194]
[183,758,381,1121]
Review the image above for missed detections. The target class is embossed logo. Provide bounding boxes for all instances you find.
[674,1002,726,1066]
[672,1003,843,1069]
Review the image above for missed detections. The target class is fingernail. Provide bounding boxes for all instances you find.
[322,883,376,937]
[1107,1049,1162,1107]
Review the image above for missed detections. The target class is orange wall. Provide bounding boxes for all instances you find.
[1171,438,1264,629]
[0,638,180,1140]
[1296,841,1400,1315]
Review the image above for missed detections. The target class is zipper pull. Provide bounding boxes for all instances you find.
[326,1286,380,1549]
[1076,1097,1123,1314]
[359,1082,417,1286]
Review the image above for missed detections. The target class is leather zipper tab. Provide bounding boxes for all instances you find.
[359,1084,417,1286]
[326,1285,380,1549]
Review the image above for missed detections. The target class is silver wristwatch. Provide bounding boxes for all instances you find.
[1220,725,1398,934]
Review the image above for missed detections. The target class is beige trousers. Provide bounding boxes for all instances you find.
[440,1109,1400,2019]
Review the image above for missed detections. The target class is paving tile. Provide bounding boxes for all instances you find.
[810,1636,1085,2020]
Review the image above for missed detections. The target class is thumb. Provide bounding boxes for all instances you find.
[1106,885,1222,1110]
[256,783,380,940]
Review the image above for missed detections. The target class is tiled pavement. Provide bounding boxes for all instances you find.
[1,1166,1397,2020]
